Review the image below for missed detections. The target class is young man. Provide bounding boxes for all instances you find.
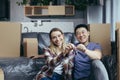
[73,24,109,80]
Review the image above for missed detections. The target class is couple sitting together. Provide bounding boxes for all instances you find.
[35,24,109,80]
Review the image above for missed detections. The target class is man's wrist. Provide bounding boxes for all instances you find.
[84,49,87,53]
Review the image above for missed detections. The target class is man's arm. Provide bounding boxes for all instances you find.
[77,44,102,59]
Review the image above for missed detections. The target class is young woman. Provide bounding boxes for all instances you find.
[36,28,74,80]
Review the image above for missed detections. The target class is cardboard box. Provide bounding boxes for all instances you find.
[89,23,111,56]
[116,22,120,30]
[23,38,38,57]
[117,64,120,80]
[117,29,120,64]
[0,22,21,57]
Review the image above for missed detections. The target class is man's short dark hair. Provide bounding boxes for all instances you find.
[74,24,89,35]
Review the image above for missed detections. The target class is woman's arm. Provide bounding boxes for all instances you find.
[45,50,64,66]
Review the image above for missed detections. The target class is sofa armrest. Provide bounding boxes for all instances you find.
[0,57,44,80]
[30,54,45,59]
[0,69,4,80]
[101,54,117,80]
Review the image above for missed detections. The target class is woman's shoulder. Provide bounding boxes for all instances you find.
[44,47,51,54]
[44,47,50,51]
[44,47,55,56]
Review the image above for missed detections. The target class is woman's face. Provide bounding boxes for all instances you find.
[75,27,89,44]
[50,31,64,47]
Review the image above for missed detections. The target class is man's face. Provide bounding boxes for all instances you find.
[75,27,89,44]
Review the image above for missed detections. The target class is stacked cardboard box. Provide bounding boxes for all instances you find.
[116,22,120,80]
[89,23,111,56]
[116,22,120,30]
[117,29,120,80]
[23,38,38,57]
[0,22,21,57]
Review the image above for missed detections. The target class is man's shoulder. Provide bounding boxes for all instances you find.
[89,42,100,45]
[88,42,102,49]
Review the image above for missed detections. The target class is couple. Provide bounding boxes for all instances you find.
[35,24,109,80]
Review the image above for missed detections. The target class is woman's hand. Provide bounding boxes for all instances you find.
[63,43,75,55]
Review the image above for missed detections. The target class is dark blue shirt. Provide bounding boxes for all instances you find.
[73,42,102,79]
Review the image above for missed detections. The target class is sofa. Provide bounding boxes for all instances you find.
[0,32,117,80]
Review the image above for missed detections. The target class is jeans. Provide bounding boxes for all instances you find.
[40,72,63,80]
[92,60,109,80]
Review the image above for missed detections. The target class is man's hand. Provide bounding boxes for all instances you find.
[77,44,87,52]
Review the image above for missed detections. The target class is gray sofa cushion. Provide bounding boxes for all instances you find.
[0,57,45,80]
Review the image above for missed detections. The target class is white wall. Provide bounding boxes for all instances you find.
[105,0,111,23]
[116,0,120,22]
[10,0,86,27]
[105,0,120,23]
[87,0,120,41]
[10,0,120,41]
[9,0,120,23]
[10,0,29,22]
[105,0,120,41]
[87,6,103,24]
[21,22,74,33]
